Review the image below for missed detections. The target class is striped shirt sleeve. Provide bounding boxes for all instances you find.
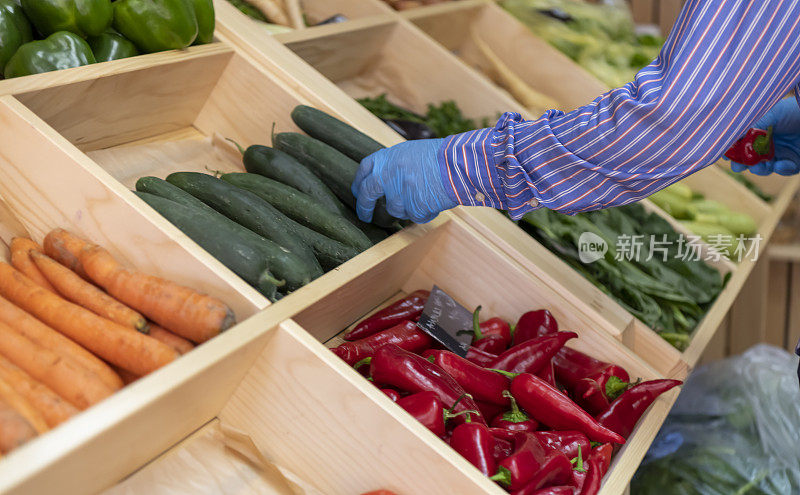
[439,0,800,218]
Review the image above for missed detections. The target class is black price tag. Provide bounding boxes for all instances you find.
[416,286,474,357]
[795,338,799,389]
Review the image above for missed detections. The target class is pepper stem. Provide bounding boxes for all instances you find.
[353,357,372,370]
[488,368,519,379]
[604,376,631,401]
[571,445,587,473]
[447,393,473,412]
[489,466,512,487]
[472,306,484,340]
[752,126,774,156]
[444,408,480,423]
[500,390,529,423]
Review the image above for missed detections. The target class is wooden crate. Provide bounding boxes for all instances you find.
[301,0,392,26]
[402,0,608,112]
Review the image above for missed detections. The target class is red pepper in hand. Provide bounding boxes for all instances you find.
[553,347,630,393]
[370,344,486,425]
[450,417,497,476]
[596,379,682,439]
[501,372,625,444]
[333,321,433,365]
[724,126,775,166]
[381,388,401,402]
[533,431,590,461]
[491,390,539,432]
[490,432,547,490]
[396,391,476,437]
[491,332,578,374]
[513,309,559,345]
[466,346,498,367]
[463,306,511,354]
[423,349,511,405]
[510,452,573,494]
[344,290,429,341]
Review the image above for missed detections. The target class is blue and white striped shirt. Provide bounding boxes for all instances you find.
[439,0,800,217]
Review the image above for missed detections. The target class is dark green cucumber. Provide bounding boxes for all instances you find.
[290,222,360,271]
[290,105,384,162]
[220,172,372,252]
[273,132,399,229]
[134,192,281,300]
[164,172,322,279]
[163,173,318,291]
[135,176,214,212]
[240,144,347,216]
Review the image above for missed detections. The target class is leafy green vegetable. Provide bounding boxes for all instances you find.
[518,204,724,349]
[225,0,269,22]
[358,94,491,138]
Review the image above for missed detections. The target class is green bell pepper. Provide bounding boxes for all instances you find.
[21,0,113,38]
[189,0,214,45]
[88,30,139,62]
[113,0,214,54]
[4,31,95,78]
[0,0,33,76]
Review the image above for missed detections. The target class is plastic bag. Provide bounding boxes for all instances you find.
[632,345,800,495]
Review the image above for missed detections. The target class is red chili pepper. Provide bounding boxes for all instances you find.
[553,347,630,393]
[500,372,625,444]
[724,126,775,166]
[344,290,429,340]
[490,432,547,490]
[572,377,631,416]
[475,399,505,423]
[596,379,682,439]
[519,487,574,495]
[423,349,511,405]
[396,391,476,437]
[449,417,497,476]
[492,435,513,464]
[578,457,602,495]
[489,427,517,443]
[513,309,559,345]
[370,344,486,425]
[510,452,573,495]
[381,388,401,402]
[591,443,613,474]
[536,359,558,388]
[532,431,590,461]
[491,390,539,432]
[463,306,511,353]
[490,332,578,374]
[466,346,498,367]
[333,321,433,365]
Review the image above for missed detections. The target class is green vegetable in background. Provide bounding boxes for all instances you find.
[4,30,95,78]
[358,94,491,138]
[113,0,204,53]
[188,0,215,45]
[723,168,773,202]
[87,30,139,62]
[21,0,113,38]
[225,0,268,22]
[0,0,33,75]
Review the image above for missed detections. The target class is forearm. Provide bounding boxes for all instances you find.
[442,0,800,217]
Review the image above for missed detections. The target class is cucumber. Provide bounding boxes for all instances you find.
[162,173,318,291]
[135,176,214,212]
[221,172,373,252]
[290,221,360,271]
[164,172,322,278]
[241,144,347,216]
[291,105,384,162]
[134,192,281,300]
[273,132,399,229]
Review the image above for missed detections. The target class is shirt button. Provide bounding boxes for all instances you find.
[474,192,486,202]
[528,198,540,208]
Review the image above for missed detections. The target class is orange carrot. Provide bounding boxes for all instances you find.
[10,238,55,292]
[111,365,140,385]
[0,376,48,434]
[0,294,123,391]
[0,398,36,454]
[80,245,235,344]
[31,251,149,333]
[42,229,92,280]
[148,324,195,355]
[0,321,114,409]
[0,263,178,376]
[0,355,77,428]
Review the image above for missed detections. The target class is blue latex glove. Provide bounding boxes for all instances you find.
[730,98,800,176]
[352,138,457,224]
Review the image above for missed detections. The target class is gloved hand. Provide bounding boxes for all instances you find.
[730,98,800,176]
[352,138,457,224]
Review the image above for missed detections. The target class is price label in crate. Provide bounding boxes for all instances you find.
[795,338,800,388]
[416,286,473,357]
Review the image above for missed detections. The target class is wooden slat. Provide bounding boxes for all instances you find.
[301,0,392,26]
[698,313,729,365]
[658,0,684,36]
[766,260,790,348]
[728,255,769,355]
[788,263,800,351]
